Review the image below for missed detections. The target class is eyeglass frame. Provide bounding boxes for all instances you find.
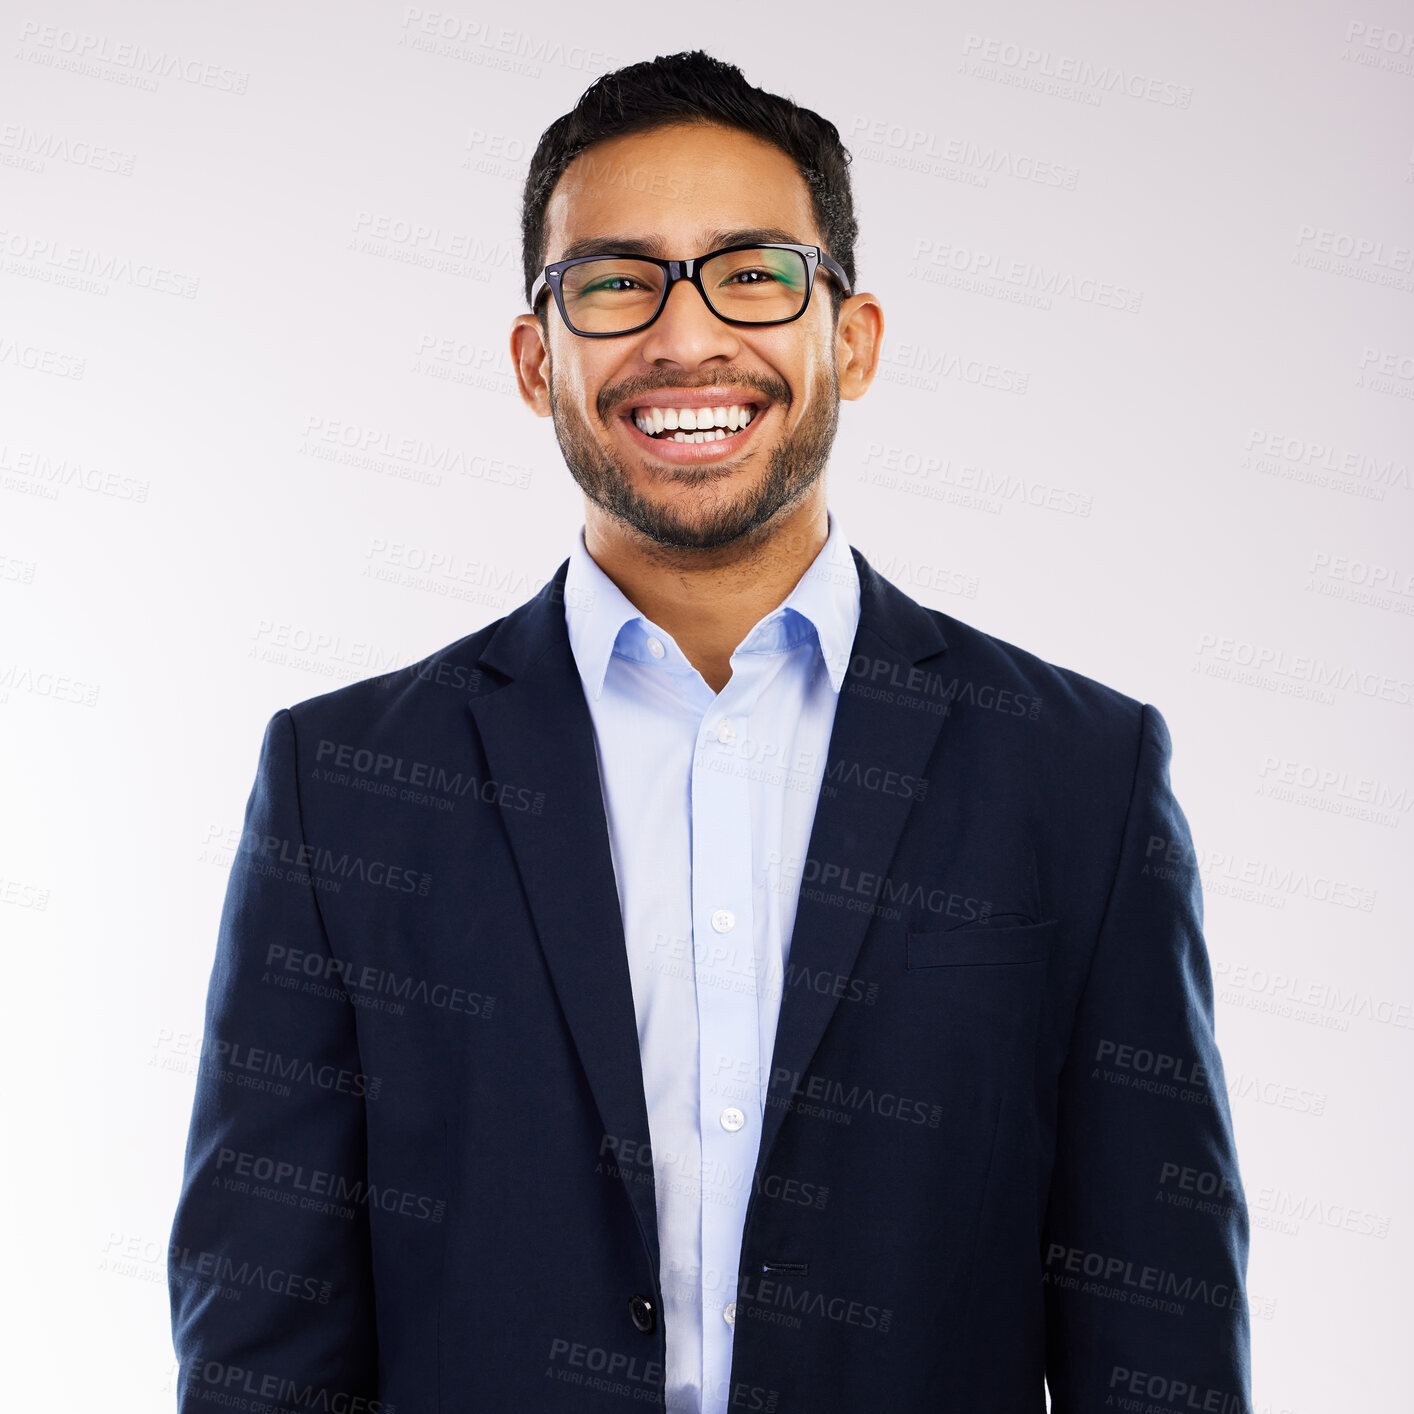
[529,241,854,338]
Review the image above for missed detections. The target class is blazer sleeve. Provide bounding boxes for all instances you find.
[1042,703,1252,1412]
[167,708,379,1410]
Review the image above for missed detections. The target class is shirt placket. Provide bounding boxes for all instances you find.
[689,657,767,1414]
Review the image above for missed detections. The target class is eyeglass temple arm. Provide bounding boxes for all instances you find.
[816,249,853,297]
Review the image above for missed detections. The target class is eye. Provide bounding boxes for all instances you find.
[582,274,650,294]
[723,267,780,286]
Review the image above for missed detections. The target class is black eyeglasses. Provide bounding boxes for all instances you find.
[530,242,853,338]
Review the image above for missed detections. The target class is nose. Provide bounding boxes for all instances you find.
[637,274,740,364]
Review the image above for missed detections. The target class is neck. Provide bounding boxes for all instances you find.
[582,490,830,694]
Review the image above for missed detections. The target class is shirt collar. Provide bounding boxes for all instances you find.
[564,508,861,702]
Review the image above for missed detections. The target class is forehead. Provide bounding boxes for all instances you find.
[542,121,822,261]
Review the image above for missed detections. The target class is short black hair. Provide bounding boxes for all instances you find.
[520,50,858,330]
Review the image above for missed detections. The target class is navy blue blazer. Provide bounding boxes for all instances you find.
[168,545,1251,1413]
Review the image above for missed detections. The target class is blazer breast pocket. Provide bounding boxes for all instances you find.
[906,918,1059,969]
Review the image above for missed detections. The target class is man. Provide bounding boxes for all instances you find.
[169,50,1251,1414]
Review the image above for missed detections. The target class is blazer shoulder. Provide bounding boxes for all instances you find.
[927,605,1148,741]
[919,606,1168,859]
[278,618,508,744]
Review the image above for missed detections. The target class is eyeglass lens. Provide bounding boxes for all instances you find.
[559,247,809,333]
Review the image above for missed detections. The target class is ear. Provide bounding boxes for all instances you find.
[834,292,884,402]
[511,314,552,417]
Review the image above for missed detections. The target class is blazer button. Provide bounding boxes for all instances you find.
[628,1292,656,1334]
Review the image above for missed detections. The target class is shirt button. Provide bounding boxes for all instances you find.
[723,1301,737,1326]
[711,909,735,933]
[715,719,736,744]
[720,1106,745,1132]
[645,636,665,659]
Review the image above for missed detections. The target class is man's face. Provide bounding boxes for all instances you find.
[524,122,849,552]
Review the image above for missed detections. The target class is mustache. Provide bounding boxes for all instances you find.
[596,372,791,420]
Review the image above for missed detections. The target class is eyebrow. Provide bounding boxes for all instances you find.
[554,226,805,262]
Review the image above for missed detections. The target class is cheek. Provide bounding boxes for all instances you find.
[557,365,616,425]
[548,368,592,421]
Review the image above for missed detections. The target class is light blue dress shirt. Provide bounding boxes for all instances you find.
[563,509,862,1414]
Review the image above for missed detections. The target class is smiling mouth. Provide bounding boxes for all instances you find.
[626,400,764,444]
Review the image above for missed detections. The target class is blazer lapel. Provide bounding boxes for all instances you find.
[755,548,950,1172]
[465,545,951,1269]
[467,582,663,1274]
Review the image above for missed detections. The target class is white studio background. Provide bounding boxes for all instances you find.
[1,2,1410,1410]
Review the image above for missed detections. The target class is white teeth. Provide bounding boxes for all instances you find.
[630,402,759,441]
